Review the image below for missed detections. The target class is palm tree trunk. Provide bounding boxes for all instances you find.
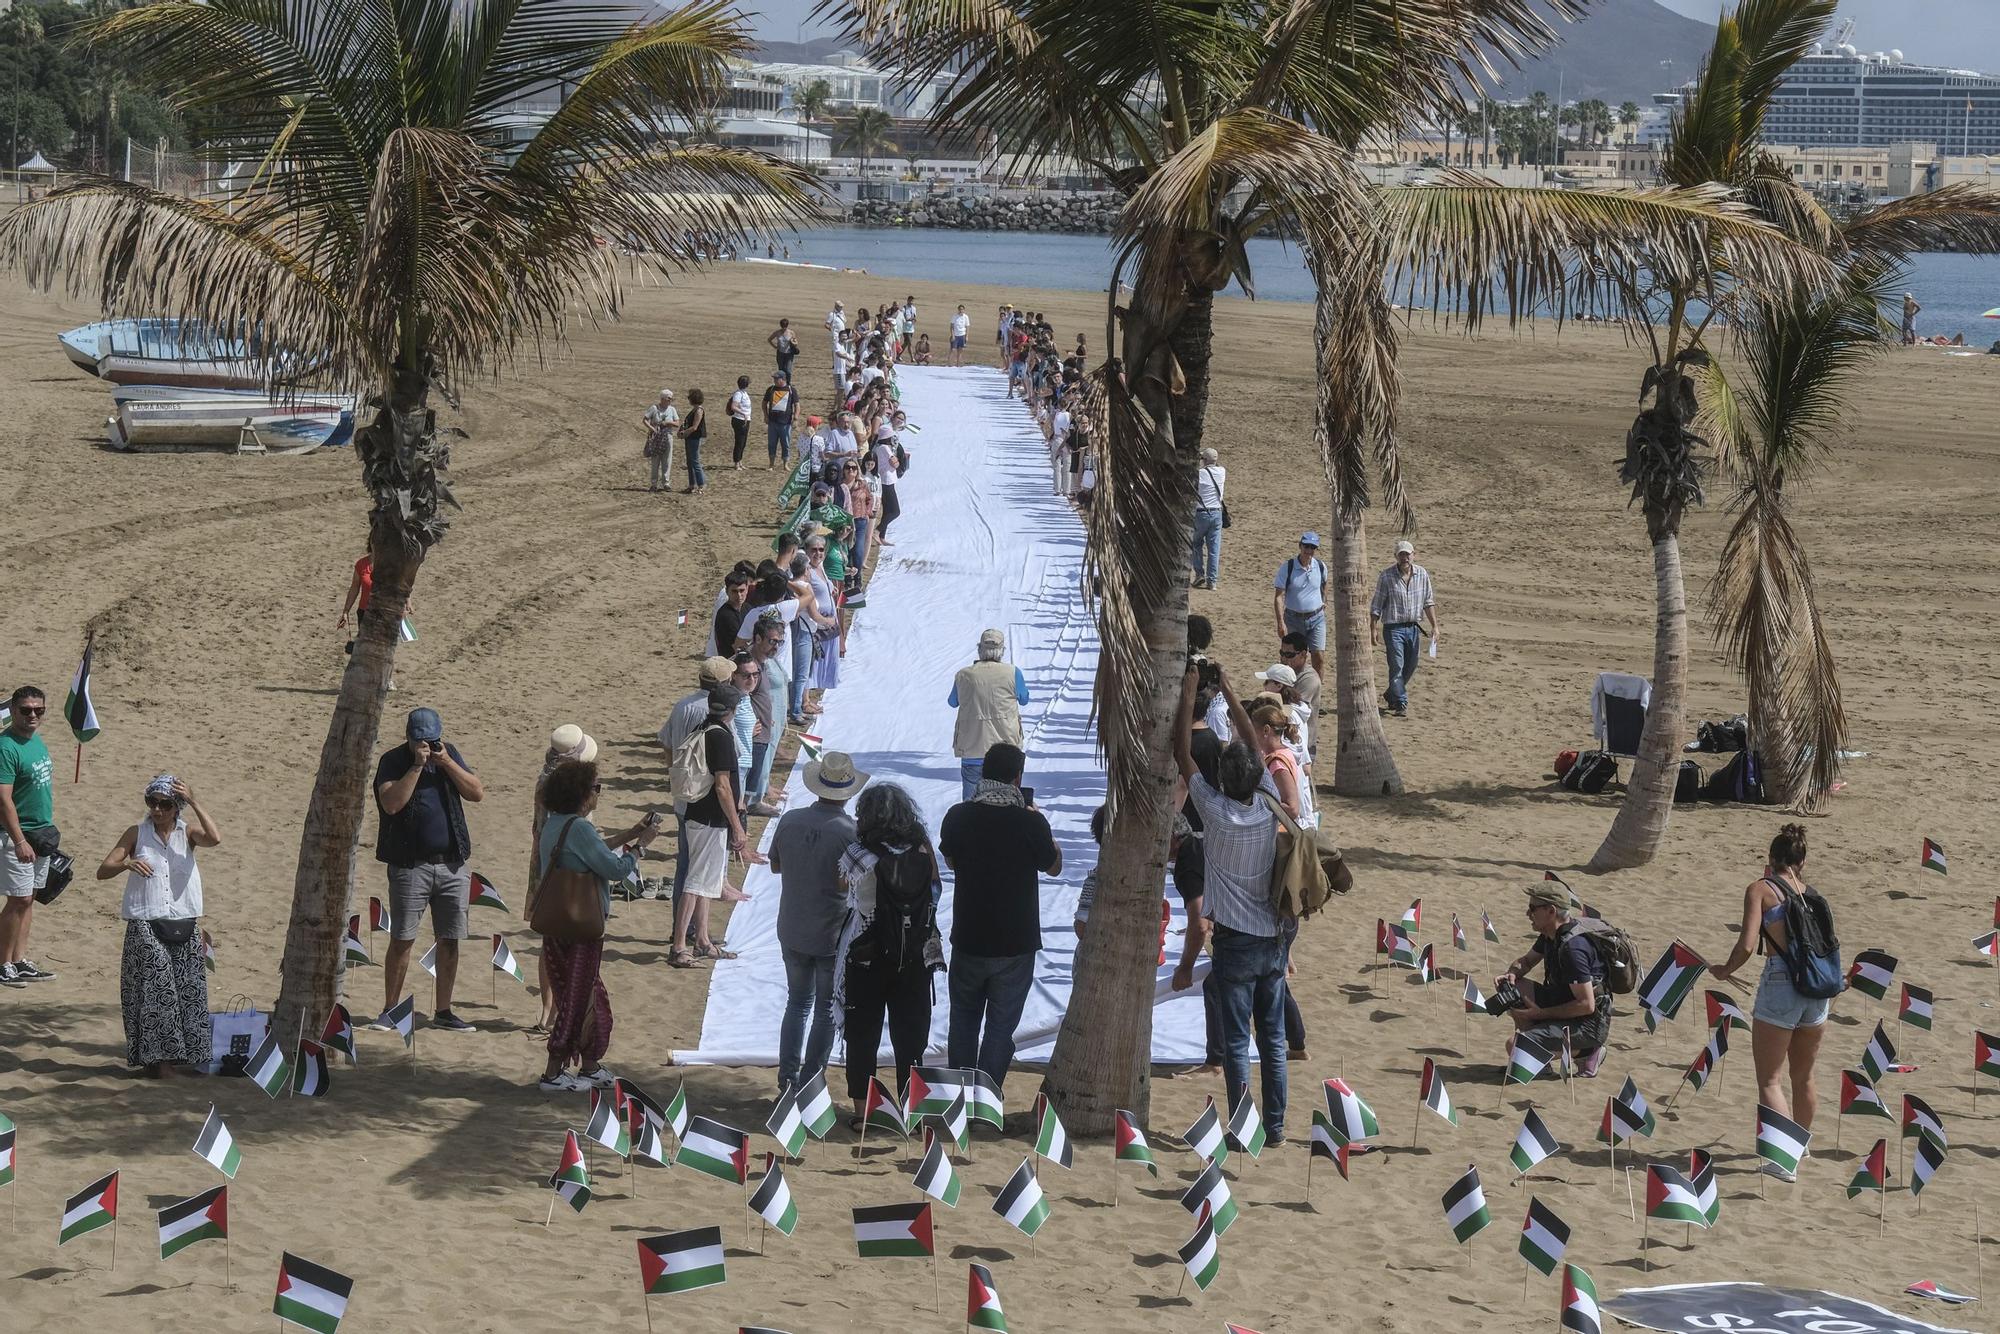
[1328,512,1402,795]
[1587,532,1686,872]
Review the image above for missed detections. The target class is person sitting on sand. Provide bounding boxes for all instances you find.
[914,332,932,365]
[1496,882,1612,1070]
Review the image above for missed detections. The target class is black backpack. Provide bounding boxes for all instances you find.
[870,844,937,968]
[1760,877,1845,999]
[1704,750,1767,804]
[1561,751,1618,795]
[1673,759,1705,804]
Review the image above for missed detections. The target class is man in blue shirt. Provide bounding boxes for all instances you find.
[373,706,485,1031]
[1271,532,1328,681]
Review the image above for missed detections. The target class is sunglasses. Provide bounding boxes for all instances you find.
[1280,648,1302,658]
[146,796,176,810]
[14,705,45,717]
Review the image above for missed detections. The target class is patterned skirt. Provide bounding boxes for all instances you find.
[121,919,212,1068]
[809,624,841,690]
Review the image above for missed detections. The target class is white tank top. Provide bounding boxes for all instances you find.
[123,818,204,921]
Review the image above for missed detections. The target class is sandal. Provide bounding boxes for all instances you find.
[668,949,700,969]
[696,943,739,961]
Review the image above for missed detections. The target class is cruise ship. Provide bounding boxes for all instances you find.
[1763,34,2000,154]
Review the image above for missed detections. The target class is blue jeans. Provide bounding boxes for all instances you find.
[684,437,706,488]
[1210,925,1287,1139]
[788,629,811,720]
[947,951,1036,1087]
[746,739,776,805]
[779,947,838,1090]
[959,756,1024,800]
[767,420,792,465]
[1191,507,1223,583]
[1383,622,1420,710]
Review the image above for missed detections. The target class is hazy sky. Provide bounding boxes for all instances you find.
[744,0,2000,73]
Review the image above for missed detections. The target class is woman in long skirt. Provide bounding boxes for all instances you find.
[804,538,842,690]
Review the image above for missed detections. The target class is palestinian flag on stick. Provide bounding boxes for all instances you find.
[1223,1092,1265,1158]
[292,1039,331,1097]
[246,1029,291,1099]
[1906,1280,1975,1305]
[1322,1078,1380,1144]
[1442,1164,1491,1243]
[1978,1032,2000,1080]
[1510,1108,1559,1177]
[1464,976,1487,1013]
[1902,1094,1947,1149]
[1598,1076,1656,1143]
[1644,1163,1706,1225]
[587,1088,632,1158]
[663,1082,689,1139]
[368,897,391,933]
[922,1090,970,1154]
[1451,913,1468,951]
[1845,1138,1888,1199]
[749,1155,798,1236]
[1639,1003,1665,1035]
[1910,1134,1945,1198]
[1756,1104,1810,1175]
[1115,1110,1158,1176]
[1518,1197,1570,1277]
[1682,1022,1729,1093]
[967,1068,1005,1129]
[1848,949,1898,1001]
[549,1129,591,1212]
[1483,910,1501,944]
[854,1201,934,1257]
[913,1129,962,1207]
[1416,943,1437,985]
[1899,983,1934,1031]
[193,1104,241,1178]
[994,1159,1051,1237]
[157,1184,227,1259]
[616,1079,670,1139]
[58,1170,118,1244]
[792,1070,837,1139]
[862,1078,907,1137]
[1507,1033,1555,1085]
[491,935,525,983]
[903,1066,964,1127]
[467,873,506,910]
[1921,838,1946,875]
[1179,1202,1220,1291]
[1401,898,1422,933]
[630,1110,667,1167]
[1562,1264,1602,1334]
[382,994,415,1048]
[1180,1158,1239,1234]
[638,1227,726,1294]
[1185,1098,1228,1167]
[0,1113,14,1187]
[202,935,218,973]
[342,921,368,966]
[1388,924,1417,968]
[1975,930,1999,960]
[1840,1069,1892,1120]
[1637,940,1706,1020]
[1704,990,1749,1032]
[1032,1092,1075,1167]
[1309,1109,1352,1180]
[1689,1148,1720,1226]
[418,943,438,978]
[275,1253,353,1333]
[797,733,824,762]
[1419,1057,1459,1127]
[1860,1022,1897,1082]
[65,636,100,745]
[322,1003,356,1066]
[765,1087,807,1159]
[967,1262,1009,1332]
[1375,918,1389,958]
[679,1116,749,1185]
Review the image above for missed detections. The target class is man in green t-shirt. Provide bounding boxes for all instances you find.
[0,685,57,985]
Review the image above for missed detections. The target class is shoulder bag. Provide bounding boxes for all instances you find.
[527,817,606,943]
[1204,466,1231,528]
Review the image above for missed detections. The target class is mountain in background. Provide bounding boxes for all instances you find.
[1486,0,1717,102]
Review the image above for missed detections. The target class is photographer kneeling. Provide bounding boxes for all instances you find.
[1493,883,1612,1068]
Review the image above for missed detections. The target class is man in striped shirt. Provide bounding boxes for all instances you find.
[1369,539,1438,718]
[1174,660,1288,1144]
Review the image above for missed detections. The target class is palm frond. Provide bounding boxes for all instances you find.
[1841,184,2000,262]
[1741,152,1839,250]
[1309,237,1406,525]
[1659,0,1835,188]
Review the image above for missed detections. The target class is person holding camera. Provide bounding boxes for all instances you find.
[0,684,60,985]
[1494,883,1612,1065]
[373,706,485,1032]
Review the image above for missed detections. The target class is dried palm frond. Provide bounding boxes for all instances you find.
[1307,236,1406,525]
[1840,185,2000,263]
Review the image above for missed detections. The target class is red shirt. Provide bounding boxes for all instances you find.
[353,555,374,612]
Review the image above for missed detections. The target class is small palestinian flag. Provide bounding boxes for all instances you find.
[1451,913,1468,952]
[382,994,415,1048]
[792,1070,838,1139]
[1416,943,1438,985]
[491,935,525,983]
[1905,1280,1975,1305]
[418,943,439,978]
[59,1170,118,1245]
[1860,1021,1897,1082]
[1510,1108,1559,1177]
[1180,1157,1239,1234]
[1644,1163,1706,1225]
[638,1227,726,1294]
[749,1155,798,1236]
[1845,1138,1887,1199]
[1637,941,1705,1020]
[275,1253,353,1333]
[1561,1264,1602,1334]
[0,1113,14,1187]
[368,897,391,933]
[1689,1148,1720,1226]
[679,1116,749,1185]
[1223,1093,1265,1158]
[663,1082,690,1139]
[913,1129,962,1206]
[617,1079,669,1138]
[1309,1110,1352,1180]
[292,1039,331,1097]
[1419,1057,1459,1128]
[1610,1079,1658,1135]
[1185,1097,1228,1167]
[1978,1032,2000,1079]
[194,1104,241,1178]
[1114,1110,1158,1176]
[1507,1033,1555,1085]
[1179,1202,1221,1291]
[1518,1197,1570,1277]
[1442,1164,1492,1243]
[1704,990,1749,1032]
[1920,838,1946,875]
[1375,917,1390,957]
[1910,1134,1945,1198]
[467,873,506,911]
[202,935,218,973]
[967,1068,1005,1129]
[1848,949,1898,1000]
[1975,930,2000,959]
[903,1066,965,1125]
[1483,910,1501,945]
[797,733,824,762]
[1464,976,1487,1013]
[64,637,100,744]
[967,1262,1008,1332]
[1031,1092,1074,1167]
[549,1129,591,1212]
[630,1109,668,1167]
[1388,924,1417,968]
[1840,1069,1892,1120]
[342,921,368,966]
[157,1184,227,1260]
[862,1077,907,1137]
[1899,983,1934,1032]
[922,1090,971,1154]
[1903,1094,1947,1149]
[765,1087,807,1158]
[588,1087,632,1158]
[1639,1003,1665,1035]
[994,1159,1051,1237]
[1755,1103,1810,1175]
[322,1004,357,1066]
[854,1201,934,1257]
[245,1029,291,1099]
[1683,1022,1729,1093]
[1402,898,1422,932]
[676,609,689,627]
[1322,1078,1380,1144]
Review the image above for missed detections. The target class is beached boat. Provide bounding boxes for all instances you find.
[108,393,355,453]
[58,318,256,375]
[95,352,269,390]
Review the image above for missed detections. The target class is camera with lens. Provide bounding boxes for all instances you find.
[1483,981,1526,1016]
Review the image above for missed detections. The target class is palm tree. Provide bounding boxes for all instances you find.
[1619,100,1642,144]
[839,106,899,190]
[793,77,832,164]
[0,0,816,1041]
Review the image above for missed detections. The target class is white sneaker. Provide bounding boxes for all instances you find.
[538,1072,589,1093]
[578,1066,619,1090]
[1758,1160,1797,1183]
[0,964,23,988]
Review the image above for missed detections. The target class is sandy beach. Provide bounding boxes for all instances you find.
[0,256,1995,1333]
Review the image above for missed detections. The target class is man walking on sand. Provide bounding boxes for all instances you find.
[1370,539,1438,719]
[0,685,58,985]
[1272,532,1328,681]
[373,706,485,1031]
[949,304,971,367]
[767,751,865,1092]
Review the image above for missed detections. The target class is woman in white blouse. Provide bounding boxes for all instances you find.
[96,773,221,1077]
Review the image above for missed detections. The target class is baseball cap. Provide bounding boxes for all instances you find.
[707,683,743,713]
[1299,531,1320,547]
[1395,540,1415,555]
[698,656,735,687]
[1524,882,1569,910]
[405,707,442,741]
[1254,663,1298,687]
[978,628,1006,652]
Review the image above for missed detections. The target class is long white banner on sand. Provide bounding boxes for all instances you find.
[673,366,1209,1066]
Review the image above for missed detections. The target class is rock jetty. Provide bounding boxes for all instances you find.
[848,193,1122,233]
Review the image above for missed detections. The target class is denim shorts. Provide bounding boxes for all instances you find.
[1753,955,1829,1030]
[1283,608,1326,651]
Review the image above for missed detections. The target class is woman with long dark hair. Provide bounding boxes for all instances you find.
[834,781,940,1126]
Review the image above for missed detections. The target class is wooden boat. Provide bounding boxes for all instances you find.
[95,352,269,390]
[108,393,355,453]
[59,318,254,375]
